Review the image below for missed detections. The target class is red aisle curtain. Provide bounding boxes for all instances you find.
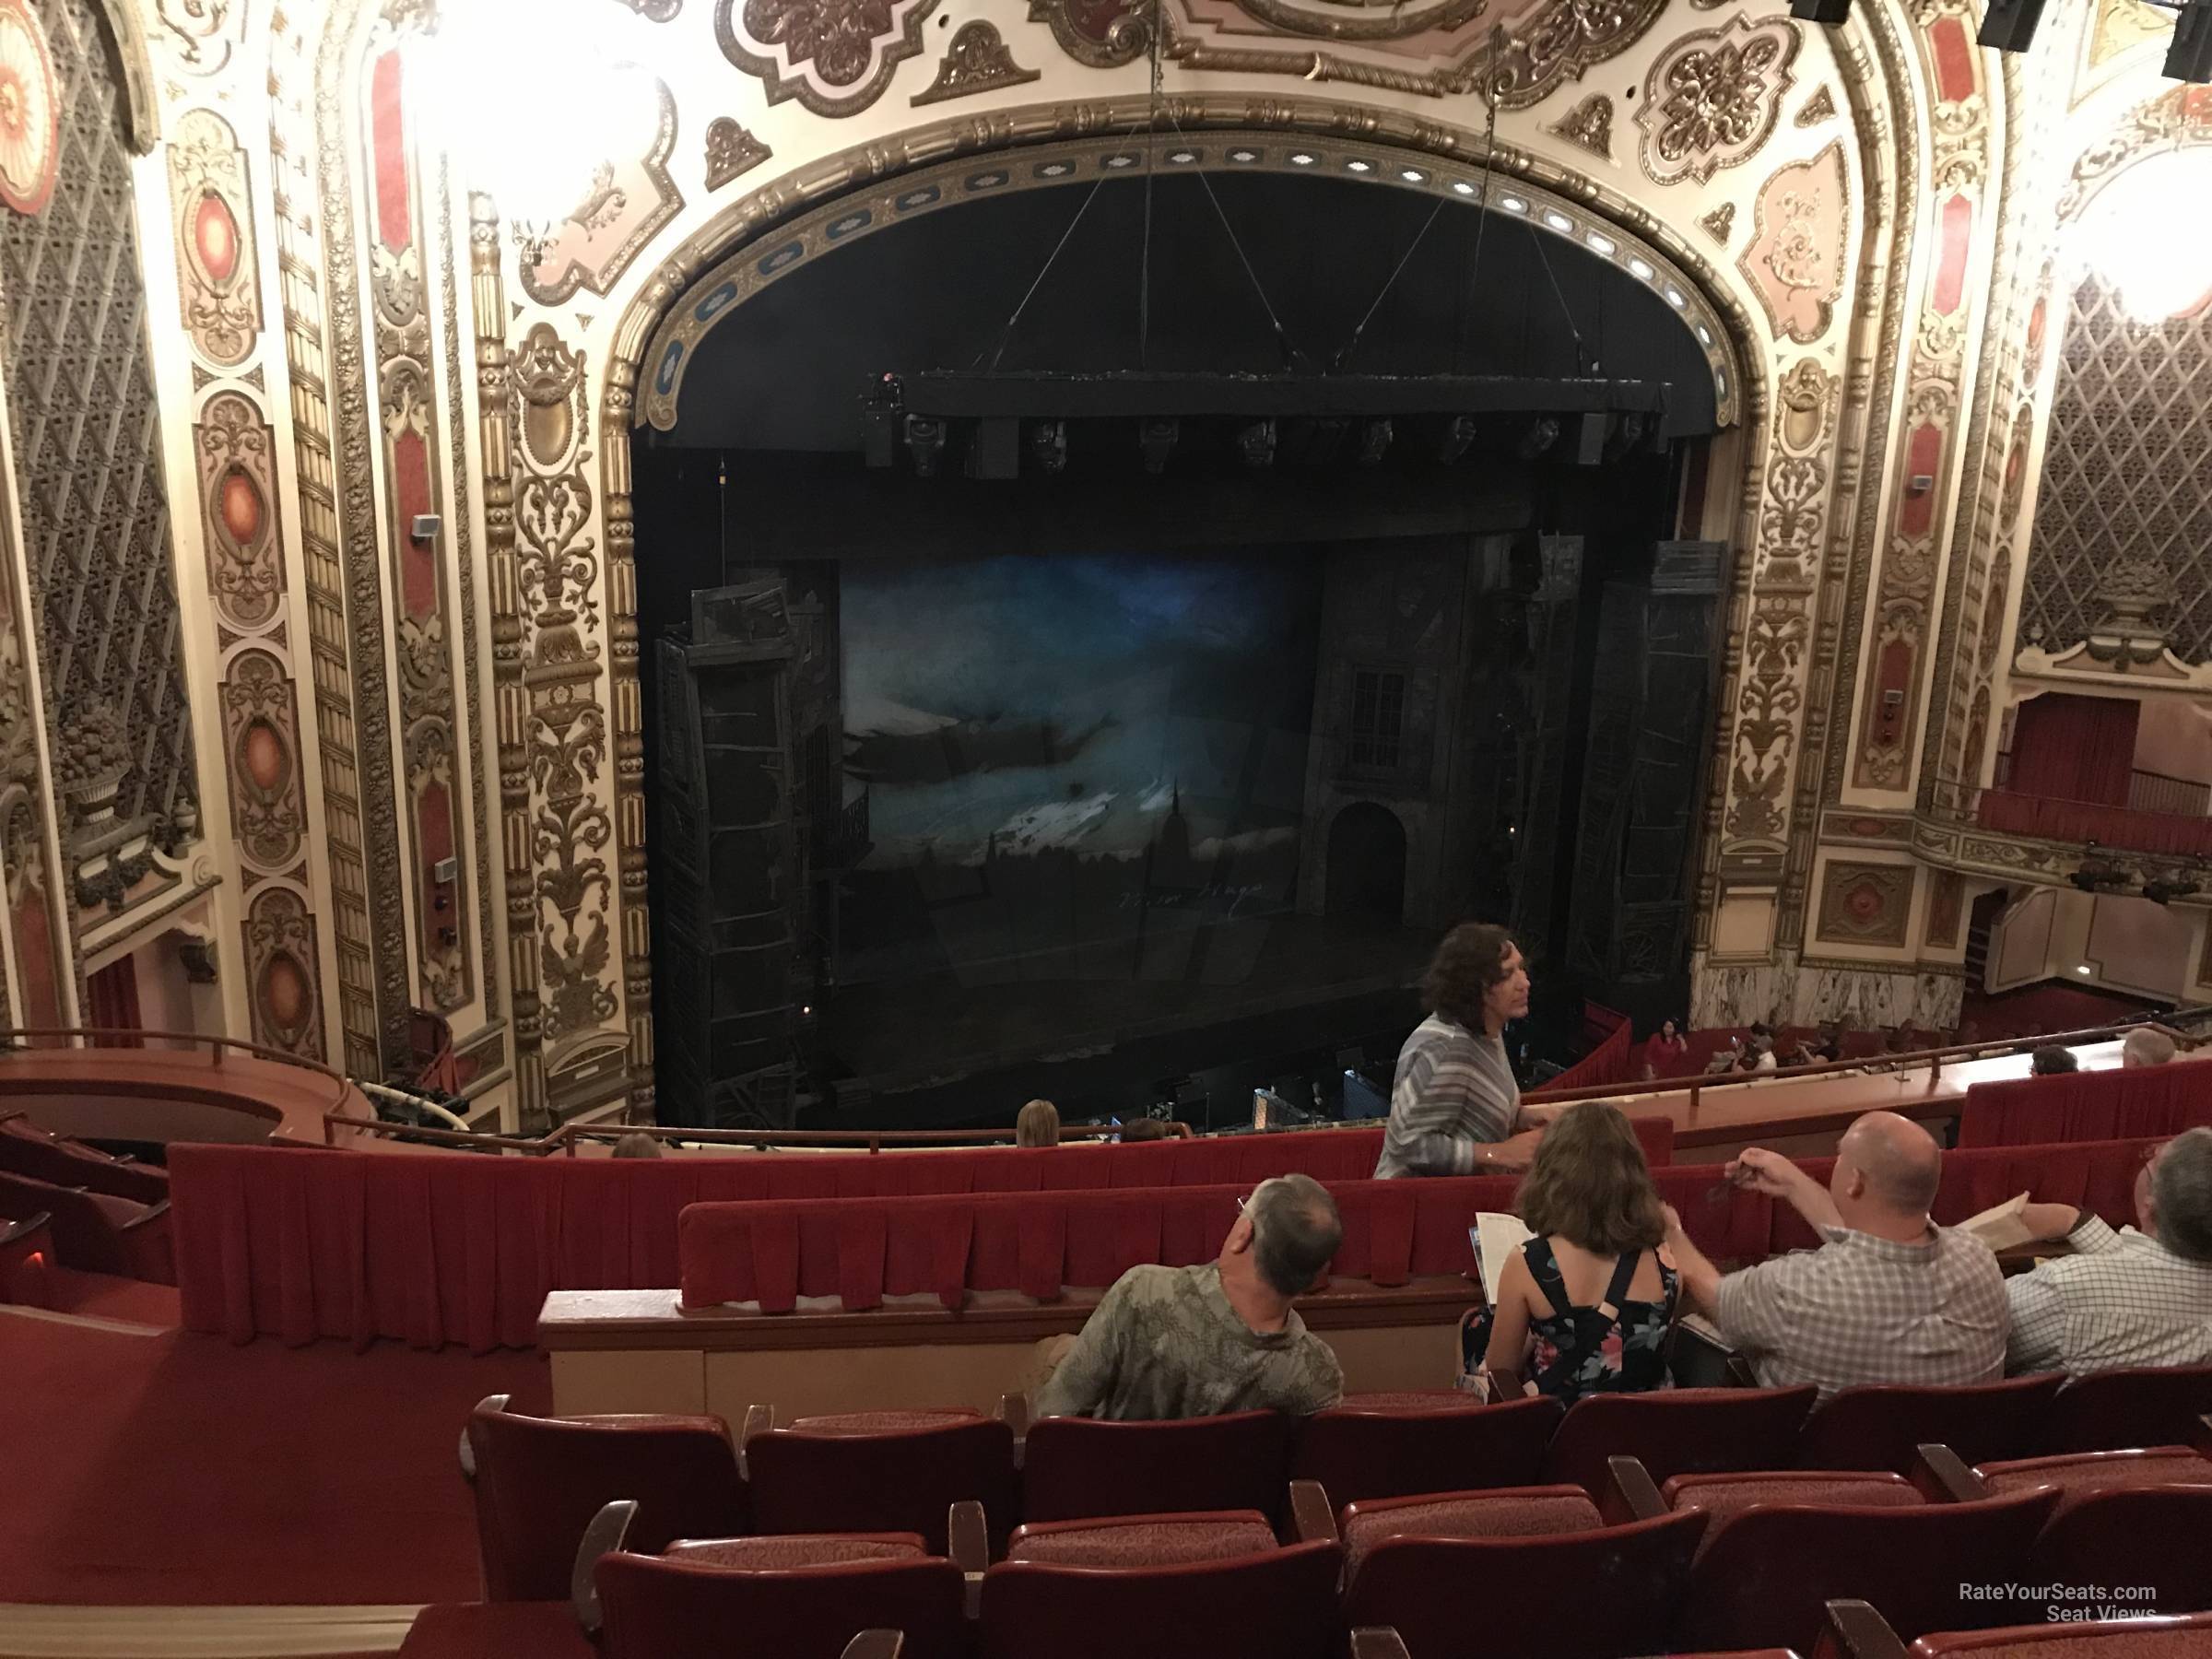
[2008,694,2139,805]
[85,958,143,1048]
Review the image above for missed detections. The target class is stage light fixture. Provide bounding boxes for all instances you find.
[1790,0,1852,25]
[1136,417,1180,475]
[1978,0,2048,51]
[2070,841,2126,893]
[2170,0,2212,82]
[2143,869,2204,906]
[1436,414,1477,464]
[1356,418,1394,466]
[1238,418,1277,469]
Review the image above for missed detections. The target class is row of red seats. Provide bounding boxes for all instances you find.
[462,1369,2212,1593]
[0,1112,173,1287]
[676,1135,2158,1312]
[433,1384,2212,1659]
[165,1120,1670,1351]
[1958,1060,2212,1149]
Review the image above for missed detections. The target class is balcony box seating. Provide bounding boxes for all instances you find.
[0,1112,171,1202]
[0,1168,171,1282]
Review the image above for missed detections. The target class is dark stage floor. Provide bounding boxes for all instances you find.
[812,914,1439,1129]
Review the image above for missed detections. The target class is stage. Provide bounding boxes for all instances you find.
[810,915,1441,1131]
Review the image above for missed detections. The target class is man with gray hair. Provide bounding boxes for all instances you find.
[1033,1174,1345,1420]
[2123,1028,2179,1068]
[2004,1127,2212,1375]
[1661,1112,2007,1402]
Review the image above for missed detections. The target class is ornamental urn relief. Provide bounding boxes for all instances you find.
[2086,553,2175,670]
[54,698,132,838]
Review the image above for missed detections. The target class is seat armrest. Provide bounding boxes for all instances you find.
[1603,1455,1666,1524]
[947,1500,990,1574]
[1814,1599,1909,1659]
[119,1198,172,1231]
[1288,1479,1337,1546]
[569,1500,639,1637]
[0,1210,53,1250]
[840,1634,904,1659]
[998,1391,1030,1468]
[736,1402,772,1478]
[1349,1630,1412,1659]
[457,1393,510,1484]
[1911,1442,1985,1503]
[1666,1314,1747,1389]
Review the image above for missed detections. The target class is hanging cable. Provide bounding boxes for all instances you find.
[974,173,1111,371]
[1457,27,1504,374]
[1138,0,1162,369]
[1524,219,1590,377]
[1159,97,1311,369]
[1334,196,1446,371]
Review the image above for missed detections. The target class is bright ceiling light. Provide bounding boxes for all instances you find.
[2075,148,2212,324]
[420,0,655,251]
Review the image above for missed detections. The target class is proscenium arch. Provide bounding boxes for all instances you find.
[637,133,1747,434]
[583,97,1798,1112]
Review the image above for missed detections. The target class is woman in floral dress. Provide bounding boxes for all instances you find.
[1477,1100,1679,1403]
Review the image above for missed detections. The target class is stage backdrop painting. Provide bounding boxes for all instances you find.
[840,551,1322,989]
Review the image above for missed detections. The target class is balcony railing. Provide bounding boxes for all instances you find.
[1971,786,2212,860]
[2128,767,2212,818]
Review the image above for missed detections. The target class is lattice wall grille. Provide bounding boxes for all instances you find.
[2021,273,2212,665]
[0,0,197,842]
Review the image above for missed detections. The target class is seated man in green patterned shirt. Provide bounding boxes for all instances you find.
[1033,1174,1346,1421]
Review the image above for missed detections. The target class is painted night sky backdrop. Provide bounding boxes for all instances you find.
[839,551,1321,979]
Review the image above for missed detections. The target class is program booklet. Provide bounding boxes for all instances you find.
[1955,1191,2036,1252]
[1468,1211,1535,1305]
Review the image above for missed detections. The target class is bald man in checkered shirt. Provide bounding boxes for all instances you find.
[2000,1127,2212,1377]
[1663,1112,2008,1402]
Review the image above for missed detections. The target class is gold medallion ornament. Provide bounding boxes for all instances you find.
[0,0,58,218]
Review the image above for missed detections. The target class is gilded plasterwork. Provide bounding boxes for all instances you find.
[1547,93,1614,162]
[1794,84,1835,126]
[2089,0,2171,67]
[1699,202,1735,243]
[912,20,1041,104]
[704,116,771,188]
[517,70,685,307]
[716,0,941,117]
[1737,139,1848,346]
[1636,14,1800,187]
[1814,860,1914,947]
[167,110,262,367]
[219,651,309,875]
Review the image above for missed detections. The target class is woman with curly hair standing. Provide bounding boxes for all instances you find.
[1374,922,1547,1178]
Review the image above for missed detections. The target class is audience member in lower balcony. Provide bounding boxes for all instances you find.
[1033,1173,1345,1420]
[2004,1127,2212,1376]
[1017,1100,1062,1148]
[2124,1028,2178,1068]
[2031,1045,2080,1077]
[1374,923,1547,1179]
[1662,1112,2007,1402]
[610,1133,663,1159]
[1479,1101,1678,1404]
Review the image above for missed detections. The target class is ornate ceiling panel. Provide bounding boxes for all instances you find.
[1738,138,1848,346]
[1635,14,1800,187]
[716,0,941,116]
[516,69,684,307]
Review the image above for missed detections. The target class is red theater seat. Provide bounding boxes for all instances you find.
[1795,1375,2064,1473]
[1972,1445,2212,1511]
[1674,1488,2061,1654]
[395,1601,596,1659]
[1337,1506,1707,1659]
[1662,1469,1925,1529]
[1288,1394,1560,1505]
[747,1406,1017,1557]
[1019,1409,1292,1524]
[1900,1611,2212,1654]
[2028,1485,2212,1615]
[465,1395,747,1601]
[595,1547,967,1659]
[977,1538,1342,1659]
[1542,1385,1819,1495]
[2039,1366,2212,1454]
[0,1169,171,1282]
[0,1113,171,1202]
[1005,1510,1279,1566]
